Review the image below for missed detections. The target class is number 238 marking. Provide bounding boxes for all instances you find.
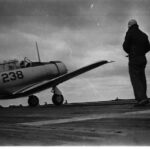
[1,71,24,83]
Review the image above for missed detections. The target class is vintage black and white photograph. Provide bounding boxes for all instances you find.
[0,0,150,146]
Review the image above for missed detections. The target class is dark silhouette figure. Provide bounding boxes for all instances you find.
[123,19,150,106]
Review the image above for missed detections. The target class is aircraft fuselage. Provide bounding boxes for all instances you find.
[0,61,67,99]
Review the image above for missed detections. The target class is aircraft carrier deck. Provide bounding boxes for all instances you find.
[0,99,150,146]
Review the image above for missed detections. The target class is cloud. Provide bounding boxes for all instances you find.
[0,0,92,30]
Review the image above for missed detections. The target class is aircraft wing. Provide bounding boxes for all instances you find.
[13,60,111,97]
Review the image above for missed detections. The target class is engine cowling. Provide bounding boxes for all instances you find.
[48,61,68,77]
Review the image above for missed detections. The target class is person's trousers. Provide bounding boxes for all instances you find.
[129,56,147,101]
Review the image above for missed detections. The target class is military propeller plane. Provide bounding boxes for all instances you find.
[0,43,111,107]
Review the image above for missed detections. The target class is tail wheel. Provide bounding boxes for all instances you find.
[28,95,39,107]
[52,94,64,106]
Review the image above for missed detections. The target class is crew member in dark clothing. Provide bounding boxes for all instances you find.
[123,19,150,106]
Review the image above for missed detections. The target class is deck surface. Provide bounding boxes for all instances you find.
[0,100,150,146]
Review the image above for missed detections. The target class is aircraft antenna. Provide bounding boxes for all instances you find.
[35,42,41,62]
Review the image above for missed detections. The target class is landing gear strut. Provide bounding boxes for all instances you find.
[51,87,64,106]
[28,95,39,107]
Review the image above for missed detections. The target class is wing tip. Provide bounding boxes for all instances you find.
[108,60,115,63]
[99,60,115,64]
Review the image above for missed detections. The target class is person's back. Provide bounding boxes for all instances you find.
[123,19,150,106]
[123,24,150,58]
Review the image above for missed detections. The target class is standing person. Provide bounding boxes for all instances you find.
[123,19,150,106]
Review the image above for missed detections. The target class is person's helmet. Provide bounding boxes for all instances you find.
[128,19,138,28]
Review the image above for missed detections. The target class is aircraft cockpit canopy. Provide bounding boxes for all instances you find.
[0,58,32,72]
[0,59,20,72]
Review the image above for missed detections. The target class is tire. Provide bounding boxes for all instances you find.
[28,95,39,107]
[52,94,64,106]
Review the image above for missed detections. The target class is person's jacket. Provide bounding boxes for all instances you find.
[123,24,150,58]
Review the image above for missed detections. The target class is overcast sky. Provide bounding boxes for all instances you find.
[0,0,150,106]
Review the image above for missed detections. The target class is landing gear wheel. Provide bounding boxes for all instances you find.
[28,95,39,107]
[52,94,64,106]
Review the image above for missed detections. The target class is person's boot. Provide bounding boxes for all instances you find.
[134,99,149,107]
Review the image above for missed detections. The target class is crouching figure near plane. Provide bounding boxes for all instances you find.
[0,44,112,107]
